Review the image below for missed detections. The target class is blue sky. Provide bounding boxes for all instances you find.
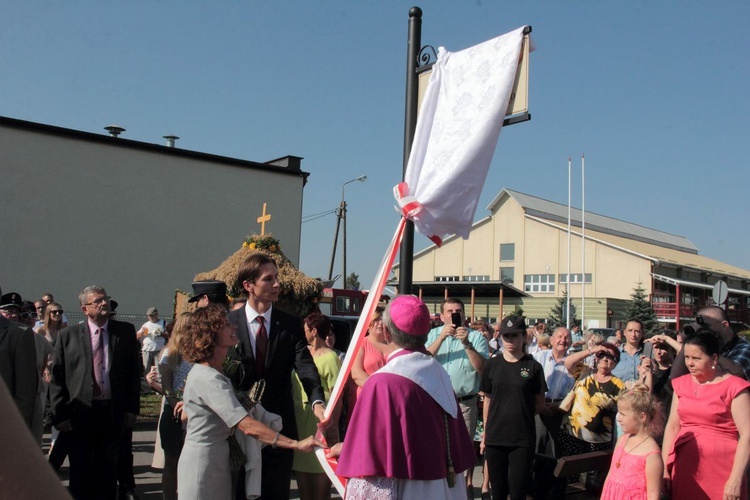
[2,1,748,289]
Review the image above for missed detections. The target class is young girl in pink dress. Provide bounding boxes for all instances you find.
[601,384,663,500]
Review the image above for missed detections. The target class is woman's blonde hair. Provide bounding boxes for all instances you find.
[371,306,384,324]
[165,312,191,369]
[618,383,664,436]
[43,302,64,334]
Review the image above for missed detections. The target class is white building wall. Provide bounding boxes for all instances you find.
[1,120,305,316]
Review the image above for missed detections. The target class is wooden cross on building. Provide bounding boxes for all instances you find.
[257,203,272,235]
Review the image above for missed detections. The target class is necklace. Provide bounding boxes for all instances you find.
[693,375,715,395]
[615,435,650,468]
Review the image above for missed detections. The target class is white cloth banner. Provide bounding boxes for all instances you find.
[399,26,527,242]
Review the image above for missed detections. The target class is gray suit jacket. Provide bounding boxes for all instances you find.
[0,316,37,428]
[49,319,140,427]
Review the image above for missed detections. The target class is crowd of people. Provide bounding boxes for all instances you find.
[2,265,750,500]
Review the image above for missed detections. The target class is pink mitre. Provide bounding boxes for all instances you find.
[388,295,431,336]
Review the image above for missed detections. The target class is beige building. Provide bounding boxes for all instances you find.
[396,189,750,330]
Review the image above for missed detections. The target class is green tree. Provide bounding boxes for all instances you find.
[345,272,361,290]
[547,287,578,329]
[623,282,658,334]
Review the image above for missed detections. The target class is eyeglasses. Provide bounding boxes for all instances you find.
[595,352,616,361]
[84,296,110,306]
[50,309,64,315]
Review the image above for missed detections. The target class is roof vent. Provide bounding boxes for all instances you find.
[104,125,125,137]
[163,135,179,147]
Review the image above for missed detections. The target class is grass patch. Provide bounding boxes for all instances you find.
[139,393,162,421]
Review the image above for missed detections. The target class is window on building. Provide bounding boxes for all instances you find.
[525,274,555,293]
[335,296,350,314]
[464,275,490,282]
[500,267,515,284]
[558,273,592,284]
[500,243,515,262]
[435,276,459,282]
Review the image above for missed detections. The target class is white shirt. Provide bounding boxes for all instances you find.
[243,303,273,359]
[140,320,166,352]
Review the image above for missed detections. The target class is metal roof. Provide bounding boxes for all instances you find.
[488,189,699,254]
[410,280,529,298]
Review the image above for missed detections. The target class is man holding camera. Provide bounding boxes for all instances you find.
[426,297,488,494]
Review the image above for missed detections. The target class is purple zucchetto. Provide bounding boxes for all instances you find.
[387,295,431,336]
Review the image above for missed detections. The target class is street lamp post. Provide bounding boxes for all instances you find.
[328,175,367,288]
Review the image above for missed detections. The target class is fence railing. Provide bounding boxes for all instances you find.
[64,312,174,331]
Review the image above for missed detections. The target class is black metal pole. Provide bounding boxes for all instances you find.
[398,6,422,296]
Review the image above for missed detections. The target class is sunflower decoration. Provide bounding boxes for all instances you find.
[242,233,281,253]
[193,234,321,318]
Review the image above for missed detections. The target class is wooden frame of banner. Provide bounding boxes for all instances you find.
[417,27,532,126]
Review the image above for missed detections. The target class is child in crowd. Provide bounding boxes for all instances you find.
[537,333,551,350]
[600,384,663,500]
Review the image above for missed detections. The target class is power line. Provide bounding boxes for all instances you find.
[302,209,337,223]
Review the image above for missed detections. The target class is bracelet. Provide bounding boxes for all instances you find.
[271,431,280,449]
[463,343,475,351]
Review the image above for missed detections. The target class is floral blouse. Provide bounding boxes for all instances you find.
[564,374,624,443]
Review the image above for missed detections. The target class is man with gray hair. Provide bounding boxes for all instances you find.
[50,285,140,500]
[336,295,475,498]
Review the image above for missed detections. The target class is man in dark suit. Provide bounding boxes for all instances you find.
[49,286,140,500]
[0,288,37,430]
[227,253,325,499]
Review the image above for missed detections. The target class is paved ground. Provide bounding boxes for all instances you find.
[44,419,351,499]
[44,420,512,499]
[44,421,589,499]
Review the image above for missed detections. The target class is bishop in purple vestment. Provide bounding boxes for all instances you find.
[336,295,475,499]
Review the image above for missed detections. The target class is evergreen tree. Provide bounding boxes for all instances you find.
[345,272,361,290]
[547,287,578,329]
[623,282,658,334]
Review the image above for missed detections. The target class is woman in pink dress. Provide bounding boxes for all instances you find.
[351,307,390,389]
[662,330,750,500]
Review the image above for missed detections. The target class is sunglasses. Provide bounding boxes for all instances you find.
[20,312,38,320]
[50,309,64,315]
[595,352,616,361]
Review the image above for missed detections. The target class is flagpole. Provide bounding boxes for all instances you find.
[398,6,422,295]
[566,157,571,329]
[581,154,585,331]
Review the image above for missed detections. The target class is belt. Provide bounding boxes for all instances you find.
[545,398,564,403]
[457,394,477,402]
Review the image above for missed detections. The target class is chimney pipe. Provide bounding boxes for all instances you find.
[104,125,125,138]
[163,135,179,148]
